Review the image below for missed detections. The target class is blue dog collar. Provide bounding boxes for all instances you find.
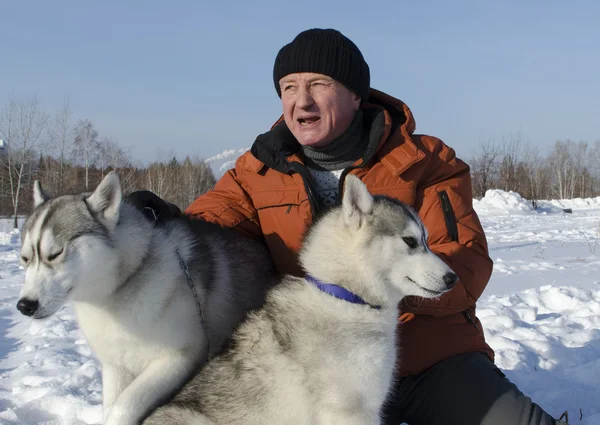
[305,274,381,310]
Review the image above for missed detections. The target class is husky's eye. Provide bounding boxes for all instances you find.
[47,249,64,262]
[402,237,418,249]
[21,256,30,264]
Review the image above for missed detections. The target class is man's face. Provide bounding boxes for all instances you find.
[279,73,361,147]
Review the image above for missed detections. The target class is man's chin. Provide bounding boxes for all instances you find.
[293,129,331,148]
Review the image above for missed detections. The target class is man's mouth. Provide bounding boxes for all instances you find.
[298,117,320,126]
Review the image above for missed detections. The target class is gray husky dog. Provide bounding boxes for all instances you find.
[16,172,277,425]
[143,175,458,425]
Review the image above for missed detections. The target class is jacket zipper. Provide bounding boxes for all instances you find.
[288,162,321,218]
[462,309,480,331]
[438,190,459,242]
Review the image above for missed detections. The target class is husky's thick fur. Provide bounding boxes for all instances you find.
[16,172,277,425]
[143,175,458,425]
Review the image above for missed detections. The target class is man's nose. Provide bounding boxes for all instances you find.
[296,86,314,109]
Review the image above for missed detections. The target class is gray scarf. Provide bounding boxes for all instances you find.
[302,110,367,171]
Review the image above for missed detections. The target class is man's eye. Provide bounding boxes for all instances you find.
[402,237,418,249]
[48,248,64,262]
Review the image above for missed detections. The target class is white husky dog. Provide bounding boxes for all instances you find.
[143,175,458,425]
[17,172,277,425]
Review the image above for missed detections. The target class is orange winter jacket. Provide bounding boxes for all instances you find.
[185,88,494,376]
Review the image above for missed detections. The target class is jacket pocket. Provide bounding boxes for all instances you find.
[438,190,459,242]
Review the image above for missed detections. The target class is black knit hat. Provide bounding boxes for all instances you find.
[273,28,370,100]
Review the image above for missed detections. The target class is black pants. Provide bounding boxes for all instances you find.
[381,352,557,425]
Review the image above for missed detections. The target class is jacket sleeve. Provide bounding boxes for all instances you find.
[401,136,493,317]
[184,169,262,238]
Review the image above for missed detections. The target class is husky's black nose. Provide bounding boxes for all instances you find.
[17,298,39,316]
[443,272,458,289]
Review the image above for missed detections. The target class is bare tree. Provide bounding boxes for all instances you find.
[0,96,47,227]
[140,152,215,209]
[0,145,8,215]
[105,140,131,171]
[45,98,74,193]
[100,138,131,171]
[519,144,551,206]
[97,137,114,178]
[571,141,589,198]
[470,140,501,198]
[0,103,15,217]
[73,119,99,190]
[143,150,174,197]
[178,156,215,207]
[548,140,576,199]
[498,132,526,194]
[586,140,600,196]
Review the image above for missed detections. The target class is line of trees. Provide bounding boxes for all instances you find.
[3,96,599,228]
[469,133,600,205]
[0,96,215,228]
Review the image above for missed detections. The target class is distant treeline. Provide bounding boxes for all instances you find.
[469,133,600,205]
[2,95,599,229]
[0,96,214,228]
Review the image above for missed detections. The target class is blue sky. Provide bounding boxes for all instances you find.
[2,1,599,164]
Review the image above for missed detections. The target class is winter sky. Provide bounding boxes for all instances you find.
[1,1,599,163]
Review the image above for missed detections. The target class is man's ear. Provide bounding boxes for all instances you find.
[353,93,362,109]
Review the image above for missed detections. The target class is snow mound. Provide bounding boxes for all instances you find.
[545,197,600,210]
[474,190,536,214]
[474,190,565,215]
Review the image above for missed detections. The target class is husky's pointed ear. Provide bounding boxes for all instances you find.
[86,172,122,231]
[33,180,50,208]
[342,175,374,230]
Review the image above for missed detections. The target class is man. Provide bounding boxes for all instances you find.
[140,29,563,424]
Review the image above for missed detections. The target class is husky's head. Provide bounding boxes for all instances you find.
[300,175,457,308]
[17,172,123,319]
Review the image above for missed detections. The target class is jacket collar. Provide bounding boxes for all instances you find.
[368,88,425,175]
[243,88,425,176]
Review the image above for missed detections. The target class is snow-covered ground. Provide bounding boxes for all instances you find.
[0,189,599,424]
